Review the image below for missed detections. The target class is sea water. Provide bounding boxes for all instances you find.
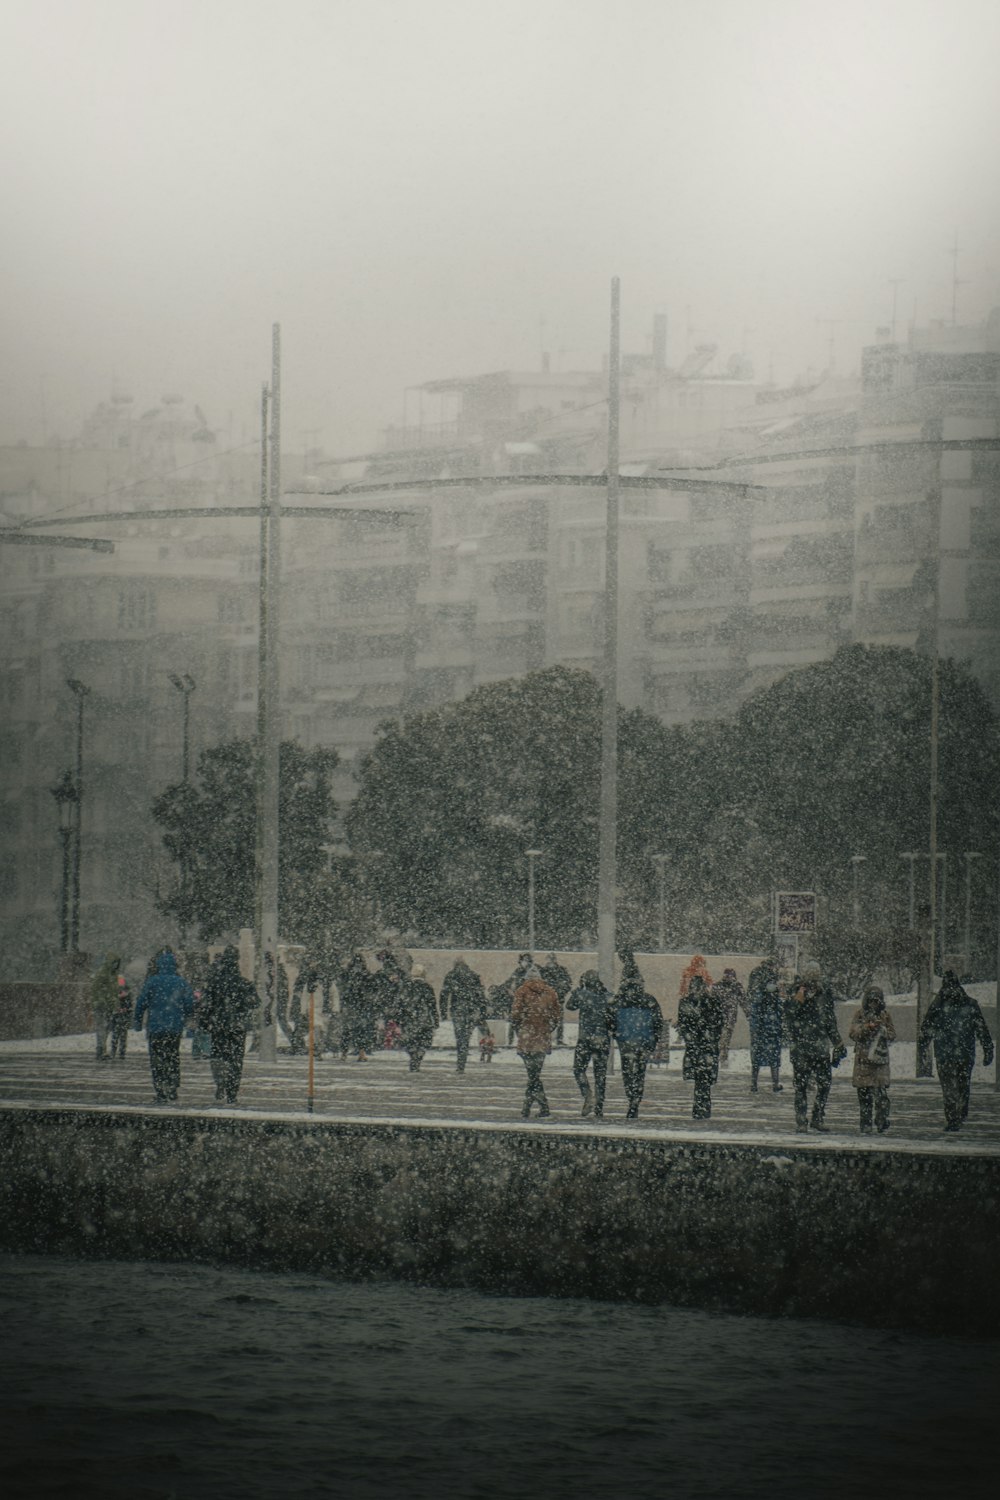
[1,1254,996,1500]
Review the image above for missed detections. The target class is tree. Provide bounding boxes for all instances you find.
[347,666,673,948]
[152,739,338,944]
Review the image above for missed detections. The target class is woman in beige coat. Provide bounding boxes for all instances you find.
[849,985,896,1135]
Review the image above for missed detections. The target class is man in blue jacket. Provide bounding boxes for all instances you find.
[134,950,196,1105]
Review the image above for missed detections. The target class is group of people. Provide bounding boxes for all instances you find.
[92,944,994,1133]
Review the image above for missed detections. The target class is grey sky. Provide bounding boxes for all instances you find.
[2,0,999,458]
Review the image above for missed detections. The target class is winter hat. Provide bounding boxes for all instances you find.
[580,969,602,988]
[723,968,737,981]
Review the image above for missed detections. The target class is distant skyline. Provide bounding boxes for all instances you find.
[2,0,999,459]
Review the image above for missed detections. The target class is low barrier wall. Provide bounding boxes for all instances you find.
[1,1106,996,1336]
[0,981,90,1040]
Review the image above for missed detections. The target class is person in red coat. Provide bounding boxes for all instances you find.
[511,966,561,1119]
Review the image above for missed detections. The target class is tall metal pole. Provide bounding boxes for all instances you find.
[259,323,282,1062]
[59,828,71,953]
[963,851,980,971]
[851,855,866,927]
[938,853,948,964]
[254,380,270,1046]
[652,854,667,950]
[181,690,190,783]
[67,679,89,953]
[901,851,918,929]
[526,850,539,953]
[920,646,940,1076]
[597,276,621,993]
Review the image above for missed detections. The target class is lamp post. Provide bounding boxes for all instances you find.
[937,852,948,970]
[962,851,980,974]
[66,678,90,952]
[168,672,196,782]
[50,770,77,953]
[850,855,867,927]
[525,849,543,953]
[900,851,921,929]
[651,853,667,950]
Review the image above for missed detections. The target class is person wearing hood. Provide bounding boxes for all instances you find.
[511,965,561,1119]
[441,957,487,1072]
[783,963,847,1133]
[540,952,572,1044]
[712,967,748,1066]
[199,946,259,1105]
[90,951,123,1062]
[339,952,377,1061]
[918,970,994,1132]
[677,973,726,1119]
[747,956,784,1093]
[565,969,615,1118]
[399,965,438,1072]
[134,950,196,1104]
[612,974,664,1120]
[849,985,896,1135]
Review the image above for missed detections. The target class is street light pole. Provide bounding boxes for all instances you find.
[937,853,948,967]
[66,679,89,953]
[652,853,667,950]
[900,851,920,929]
[962,851,980,973]
[525,849,542,953]
[850,855,867,927]
[168,673,196,782]
[50,770,77,954]
[597,276,621,992]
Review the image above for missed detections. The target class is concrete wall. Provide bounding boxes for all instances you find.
[1,1105,997,1337]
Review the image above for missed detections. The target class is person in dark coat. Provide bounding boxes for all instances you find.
[134,950,196,1104]
[677,973,726,1119]
[110,972,134,1060]
[339,953,377,1061]
[199,945,258,1104]
[441,957,487,1073]
[783,964,847,1132]
[747,957,784,1093]
[511,966,561,1118]
[849,984,896,1134]
[712,968,748,1066]
[399,964,438,1072]
[565,969,615,1119]
[612,975,663,1120]
[540,953,572,1044]
[918,970,994,1132]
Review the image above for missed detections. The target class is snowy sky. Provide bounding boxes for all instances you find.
[2,0,999,456]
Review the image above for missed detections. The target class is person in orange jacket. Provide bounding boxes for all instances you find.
[511,965,561,1119]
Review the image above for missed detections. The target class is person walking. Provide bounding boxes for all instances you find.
[441,957,487,1073]
[849,985,896,1135]
[198,946,258,1105]
[133,950,196,1105]
[747,956,785,1093]
[612,972,664,1121]
[399,964,438,1072]
[90,951,123,1062]
[677,973,726,1119]
[109,973,133,1059]
[540,952,572,1045]
[565,969,615,1119]
[918,970,995,1132]
[712,967,748,1066]
[783,963,847,1133]
[339,952,377,1061]
[511,965,561,1119]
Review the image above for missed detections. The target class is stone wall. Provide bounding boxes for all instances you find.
[1,1105,997,1336]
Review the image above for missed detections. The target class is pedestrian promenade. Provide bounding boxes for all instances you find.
[2,1039,998,1149]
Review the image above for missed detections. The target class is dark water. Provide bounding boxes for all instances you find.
[1,1255,997,1500]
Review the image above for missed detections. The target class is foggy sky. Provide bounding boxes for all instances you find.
[2,0,999,460]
